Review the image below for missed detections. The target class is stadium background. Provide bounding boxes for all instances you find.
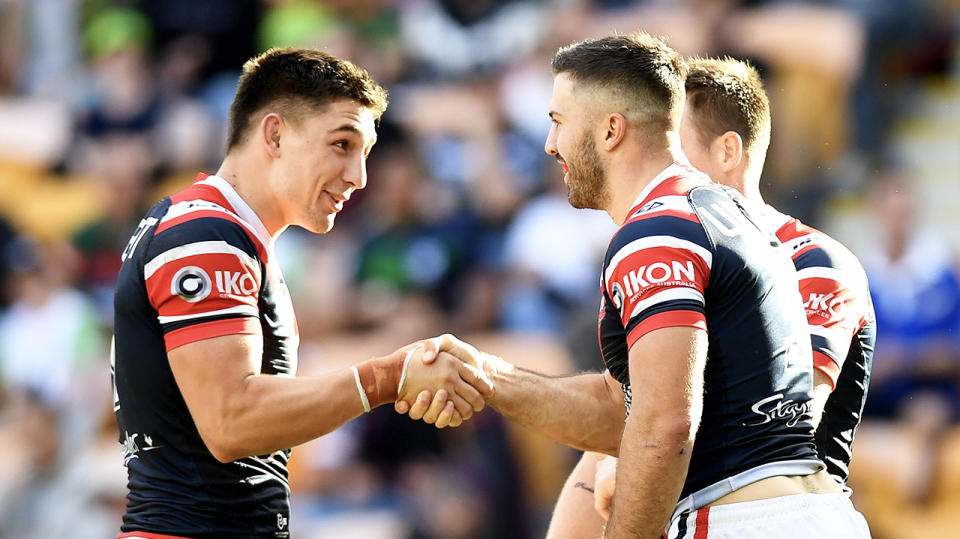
[0,0,958,537]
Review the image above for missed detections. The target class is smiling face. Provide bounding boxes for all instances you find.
[544,74,610,211]
[271,99,378,234]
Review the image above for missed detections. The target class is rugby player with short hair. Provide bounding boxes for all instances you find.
[549,57,875,538]
[401,33,866,538]
[112,48,493,539]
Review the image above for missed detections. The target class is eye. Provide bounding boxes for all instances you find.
[333,140,350,151]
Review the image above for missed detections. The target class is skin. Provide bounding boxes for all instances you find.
[585,93,838,533]
[168,100,495,463]
[403,72,703,536]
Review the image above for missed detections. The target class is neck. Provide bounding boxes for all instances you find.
[726,171,764,205]
[604,134,681,225]
[216,149,286,239]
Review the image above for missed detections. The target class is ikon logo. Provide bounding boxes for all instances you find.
[216,271,257,295]
[804,292,844,317]
[619,261,695,296]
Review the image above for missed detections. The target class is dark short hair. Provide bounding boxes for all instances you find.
[226,47,388,150]
[551,32,686,135]
[684,57,770,160]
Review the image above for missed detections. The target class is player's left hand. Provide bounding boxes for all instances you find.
[395,346,493,428]
[594,455,618,521]
[395,334,503,426]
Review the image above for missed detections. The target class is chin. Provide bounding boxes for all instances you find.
[303,215,337,234]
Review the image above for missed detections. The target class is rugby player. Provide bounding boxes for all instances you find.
[548,57,876,538]
[400,34,867,537]
[111,48,493,539]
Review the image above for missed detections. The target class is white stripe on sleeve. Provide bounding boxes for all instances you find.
[627,287,705,321]
[144,241,260,280]
[157,304,259,325]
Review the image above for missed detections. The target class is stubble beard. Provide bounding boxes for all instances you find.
[566,132,609,211]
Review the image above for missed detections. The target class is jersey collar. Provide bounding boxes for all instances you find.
[199,174,273,248]
[627,160,691,213]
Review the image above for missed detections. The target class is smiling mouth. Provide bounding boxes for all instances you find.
[323,191,346,212]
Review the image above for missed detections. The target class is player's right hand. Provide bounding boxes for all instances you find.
[396,334,506,425]
[396,347,494,428]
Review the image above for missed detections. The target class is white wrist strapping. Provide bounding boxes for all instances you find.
[350,366,371,413]
[397,346,419,394]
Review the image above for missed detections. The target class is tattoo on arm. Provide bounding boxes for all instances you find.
[574,481,595,493]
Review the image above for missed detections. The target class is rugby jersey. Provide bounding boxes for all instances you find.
[112,174,297,538]
[598,163,819,502]
[766,207,876,484]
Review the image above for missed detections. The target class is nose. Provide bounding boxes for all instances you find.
[544,123,559,157]
[344,155,367,191]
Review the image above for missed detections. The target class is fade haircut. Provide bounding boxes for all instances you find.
[684,57,771,162]
[226,47,388,150]
[551,32,686,142]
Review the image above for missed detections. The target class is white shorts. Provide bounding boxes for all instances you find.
[666,493,871,539]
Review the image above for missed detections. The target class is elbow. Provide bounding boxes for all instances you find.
[208,441,243,463]
[200,425,245,463]
[197,406,251,463]
[637,412,697,447]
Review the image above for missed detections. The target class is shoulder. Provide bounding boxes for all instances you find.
[145,187,267,265]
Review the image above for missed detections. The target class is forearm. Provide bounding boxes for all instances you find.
[546,451,608,539]
[604,415,692,538]
[486,366,624,454]
[210,368,367,461]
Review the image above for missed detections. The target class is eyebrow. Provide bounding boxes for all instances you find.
[329,123,377,146]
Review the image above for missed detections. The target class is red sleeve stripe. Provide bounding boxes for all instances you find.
[627,310,707,348]
[626,287,705,323]
[153,294,257,319]
[158,304,259,325]
[164,317,261,352]
[605,236,712,284]
[813,351,841,390]
[144,241,260,280]
[118,532,194,539]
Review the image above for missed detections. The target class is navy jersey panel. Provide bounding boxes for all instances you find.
[598,169,818,501]
[113,177,296,538]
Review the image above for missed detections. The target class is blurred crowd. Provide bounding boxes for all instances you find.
[0,0,958,538]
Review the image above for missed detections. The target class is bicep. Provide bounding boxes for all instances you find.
[168,332,263,439]
[626,326,708,429]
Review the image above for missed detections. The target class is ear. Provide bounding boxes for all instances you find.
[601,112,628,152]
[716,131,743,173]
[259,113,284,158]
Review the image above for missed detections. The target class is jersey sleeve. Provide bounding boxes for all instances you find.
[796,264,865,390]
[603,222,712,349]
[143,217,263,352]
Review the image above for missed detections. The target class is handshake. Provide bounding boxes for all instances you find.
[384,334,511,428]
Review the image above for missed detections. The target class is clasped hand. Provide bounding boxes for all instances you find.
[394,334,502,428]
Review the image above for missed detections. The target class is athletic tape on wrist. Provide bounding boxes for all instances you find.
[397,346,419,395]
[350,366,371,413]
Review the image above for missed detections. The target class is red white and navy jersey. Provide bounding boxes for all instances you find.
[766,206,876,484]
[598,164,819,502]
[112,174,298,538]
